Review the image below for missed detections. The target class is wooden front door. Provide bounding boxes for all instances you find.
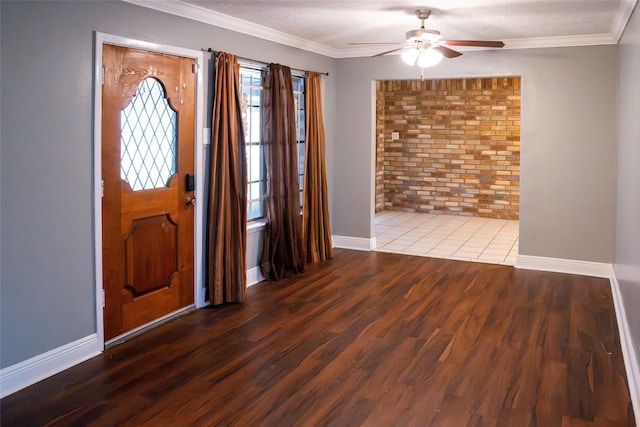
[101,44,195,341]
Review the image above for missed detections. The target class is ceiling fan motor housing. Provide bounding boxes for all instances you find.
[356,7,504,61]
[406,28,442,43]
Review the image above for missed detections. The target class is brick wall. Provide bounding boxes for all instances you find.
[375,77,521,220]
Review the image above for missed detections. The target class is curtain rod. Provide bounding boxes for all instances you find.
[204,48,329,76]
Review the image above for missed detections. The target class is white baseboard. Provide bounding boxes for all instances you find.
[515,254,612,278]
[0,264,272,399]
[332,235,376,251]
[247,266,265,287]
[3,258,636,426]
[0,334,101,398]
[610,270,640,425]
[516,255,638,422]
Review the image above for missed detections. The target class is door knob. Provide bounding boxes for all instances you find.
[186,197,196,207]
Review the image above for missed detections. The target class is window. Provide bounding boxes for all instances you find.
[239,68,265,221]
[239,67,306,221]
[292,75,305,208]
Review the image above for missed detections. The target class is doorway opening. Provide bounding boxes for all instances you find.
[374,77,520,265]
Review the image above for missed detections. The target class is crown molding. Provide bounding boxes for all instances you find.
[500,33,618,50]
[124,0,633,59]
[122,0,339,57]
[333,33,619,58]
[612,0,639,42]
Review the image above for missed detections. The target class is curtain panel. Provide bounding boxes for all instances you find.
[206,52,248,304]
[260,64,306,281]
[302,72,333,262]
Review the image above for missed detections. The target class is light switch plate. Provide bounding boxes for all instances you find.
[391,132,400,140]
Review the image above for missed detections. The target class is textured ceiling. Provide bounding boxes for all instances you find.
[127,0,638,57]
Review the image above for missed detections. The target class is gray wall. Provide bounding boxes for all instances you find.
[615,5,640,373]
[0,1,336,368]
[334,45,618,263]
[0,0,629,375]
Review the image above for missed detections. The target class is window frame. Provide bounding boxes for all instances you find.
[239,66,306,223]
[292,74,306,210]
[239,67,267,222]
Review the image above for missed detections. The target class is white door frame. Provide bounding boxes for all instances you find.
[93,32,206,349]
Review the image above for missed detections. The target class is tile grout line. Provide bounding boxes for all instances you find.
[479,219,510,262]
[375,212,519,266]
[427,216,474,256]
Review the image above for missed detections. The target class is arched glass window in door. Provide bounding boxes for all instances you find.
[120,77,177,191]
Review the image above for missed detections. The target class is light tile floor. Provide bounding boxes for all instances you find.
[375,211,519,265]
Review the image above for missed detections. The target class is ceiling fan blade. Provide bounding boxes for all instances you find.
[348,42,405,45]
[433,45,462,58]
[443,40,505,48]
[373,47,404,57]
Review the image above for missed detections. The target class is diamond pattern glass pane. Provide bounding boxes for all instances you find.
[121,78,176,191]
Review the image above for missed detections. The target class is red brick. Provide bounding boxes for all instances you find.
[375,77,520,219]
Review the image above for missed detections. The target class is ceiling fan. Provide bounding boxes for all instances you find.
[349,9,505,67]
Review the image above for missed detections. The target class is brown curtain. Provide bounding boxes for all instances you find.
[302,72,333,262]
[260,64,305,281]
[207,52,247,304]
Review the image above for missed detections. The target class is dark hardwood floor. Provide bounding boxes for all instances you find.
[1,250,635,426]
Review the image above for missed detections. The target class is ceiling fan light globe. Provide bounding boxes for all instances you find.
[417,49,443,68]
[401,48,419,65]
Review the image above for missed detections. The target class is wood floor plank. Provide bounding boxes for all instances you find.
[0,250,635,426]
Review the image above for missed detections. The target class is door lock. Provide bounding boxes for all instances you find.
[185,173,195,191]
